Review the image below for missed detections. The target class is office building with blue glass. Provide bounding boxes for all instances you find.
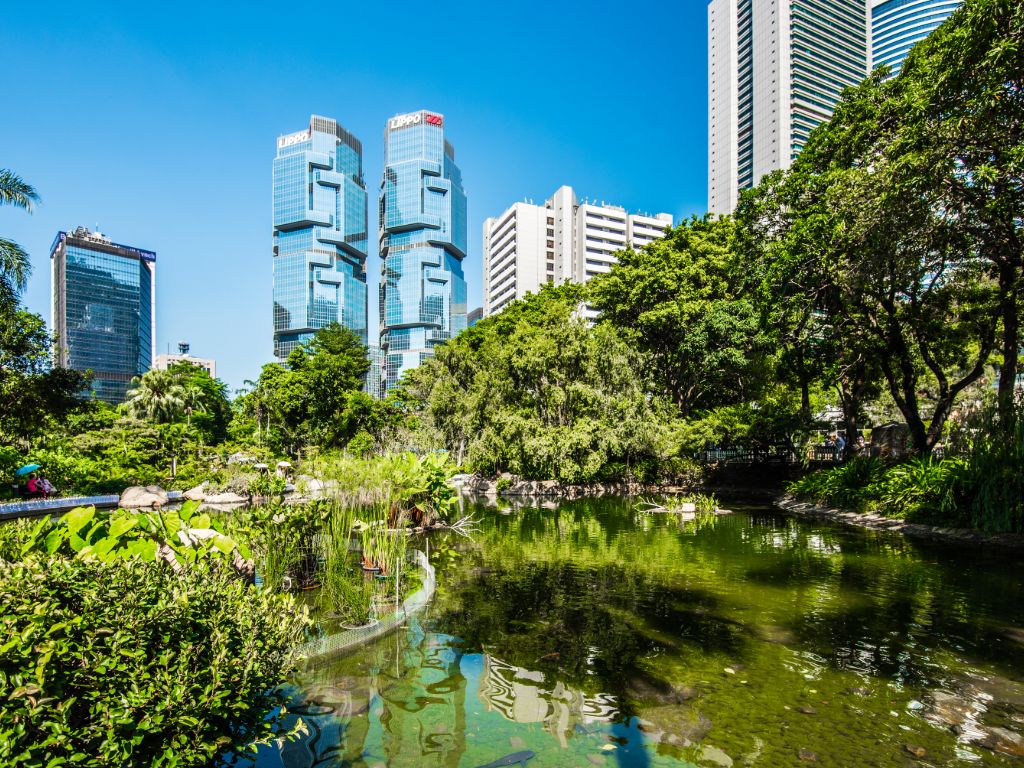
[273,115,369,360]
[50,227,156,404]
[378,110,467,392]
[871,0,960,76]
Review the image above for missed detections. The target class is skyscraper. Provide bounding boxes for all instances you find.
[483,186,672,317]
[273,115,368,360]
[50,227,156,404]
[379,110,467,392]
[870,0,960,76]
[708,0,868,214]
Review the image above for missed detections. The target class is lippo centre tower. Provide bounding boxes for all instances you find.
[378,110,467,393]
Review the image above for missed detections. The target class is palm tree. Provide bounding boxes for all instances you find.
[0,169,40,307]
[124,369,186,423]
[182,384,207,426]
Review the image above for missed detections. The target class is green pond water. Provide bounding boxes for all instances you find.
[254,496,1024,767]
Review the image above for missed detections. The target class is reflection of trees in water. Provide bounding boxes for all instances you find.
[444,499,1024,691]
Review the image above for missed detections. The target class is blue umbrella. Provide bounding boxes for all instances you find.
[15,463,41,476]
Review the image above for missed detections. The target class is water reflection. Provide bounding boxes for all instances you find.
[252,497,1024,766]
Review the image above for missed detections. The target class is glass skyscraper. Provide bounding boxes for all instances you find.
[273,115,369,360]
[50,227,156,404]
[379,110,467,392]
[871,0,961,76]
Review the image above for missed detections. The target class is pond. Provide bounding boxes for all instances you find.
[253,495,1024,767]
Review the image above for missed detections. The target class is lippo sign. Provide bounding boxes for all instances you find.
[388,112,443,131]
[277,128,311,149]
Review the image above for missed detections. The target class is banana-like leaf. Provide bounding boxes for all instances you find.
[62,506,96,536]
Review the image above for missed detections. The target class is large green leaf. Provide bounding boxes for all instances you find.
[107,516,138,539]
[62,506,96,536]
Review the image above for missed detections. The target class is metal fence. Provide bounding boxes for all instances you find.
[298,549,435,660]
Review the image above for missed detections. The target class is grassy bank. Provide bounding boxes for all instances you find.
[787,416,1023,534]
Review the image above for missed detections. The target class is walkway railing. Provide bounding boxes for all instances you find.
[0,495,120,521]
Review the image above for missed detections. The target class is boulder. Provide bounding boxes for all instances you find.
[183,482,208,502]
[119,485,168,508]
[977,727,1024,758]
[204,491,248,505]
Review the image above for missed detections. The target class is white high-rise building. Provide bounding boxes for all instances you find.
[870,0,960,77]
[483,186,672,317]
[708,0,869,215]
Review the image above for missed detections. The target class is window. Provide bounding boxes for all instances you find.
[546,228,554,237]
[546,217,554,225]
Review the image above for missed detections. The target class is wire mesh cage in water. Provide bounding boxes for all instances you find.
[298,550,435,660]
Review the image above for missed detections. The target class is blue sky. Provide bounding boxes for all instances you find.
[2,0,709,392]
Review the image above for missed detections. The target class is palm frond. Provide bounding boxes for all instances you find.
[0,169,40,212]
[0,237,31,294]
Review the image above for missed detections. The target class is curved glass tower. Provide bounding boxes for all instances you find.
[871,0,961,76]
[273,115,368,360]
[379,110,467,392]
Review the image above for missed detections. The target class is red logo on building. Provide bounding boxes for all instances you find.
[425,113,444,126]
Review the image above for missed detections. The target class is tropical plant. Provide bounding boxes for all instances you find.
[21,502,248,573]
[0,556,309,767]
[123,368,186,423]
[0,168,38,306]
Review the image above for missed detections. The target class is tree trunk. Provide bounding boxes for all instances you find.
[997,262,1020,428]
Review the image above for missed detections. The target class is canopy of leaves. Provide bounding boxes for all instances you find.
[404,284,679,483]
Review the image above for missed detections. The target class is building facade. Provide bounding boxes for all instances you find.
[50,227,156,404]
[154,349,217,379]
[378,110,467,393]
[483,186,672,317]
[273,115,368,360]
[870,0,960,76]
[365,345,385,400]
[708,0,868,214]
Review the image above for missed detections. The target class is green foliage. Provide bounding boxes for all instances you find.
[405,284,676,483]
[495,477,513,495]
[236,324,375,453]
[787,457,888,508]
[0,307,90,444]
[247,473,287,499]
[0,556,308,767]
[28,417,211,495]
[589,216,770,417]
[788,408,1024,532]
[21,502,245,567]
[876,457,964,520]
[123,368,186,424]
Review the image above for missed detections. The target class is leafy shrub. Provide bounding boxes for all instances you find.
[495,477,513,495]
[787,457,887,507]
[876,456,963,519]
[0,557,309,767]
[247,473,287,499]
[21,502,246,567]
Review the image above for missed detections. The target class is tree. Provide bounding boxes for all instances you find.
[588,216,770,417]
[0,169,38,307]
[406,285,678,483]
[166,361,231,442]
[123,369,186,424]
[236,324,372,452]
[742,70,1001,454]
[883,0,1024,424]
